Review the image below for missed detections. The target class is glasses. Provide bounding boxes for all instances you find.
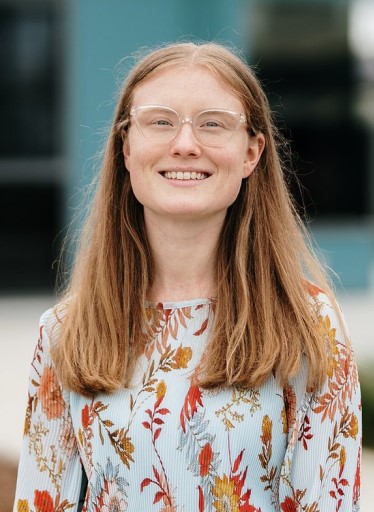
[126,105,247,147]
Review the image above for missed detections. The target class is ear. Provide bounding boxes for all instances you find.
[243,133,265,178]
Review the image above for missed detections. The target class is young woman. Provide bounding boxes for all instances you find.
[14,42,361,511]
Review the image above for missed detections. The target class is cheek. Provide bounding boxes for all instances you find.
[123,147,136,173]
[127,173,148,207]
[124,144,159,175]
[216,169,246,207]
[226,179,245,205]
[217,145,247,173]
[124,150,155,206]
[219,154,248,203]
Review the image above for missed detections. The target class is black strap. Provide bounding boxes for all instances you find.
[77,465,88,511]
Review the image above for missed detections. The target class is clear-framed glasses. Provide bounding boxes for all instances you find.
[127,105,247,147]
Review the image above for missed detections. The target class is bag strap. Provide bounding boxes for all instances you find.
[77,464,88,511]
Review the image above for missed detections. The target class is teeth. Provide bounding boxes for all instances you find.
[163,171,208,180]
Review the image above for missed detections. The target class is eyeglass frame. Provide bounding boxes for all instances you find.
[120,105,256,147]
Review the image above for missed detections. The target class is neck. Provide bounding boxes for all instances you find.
[145,212,225,302]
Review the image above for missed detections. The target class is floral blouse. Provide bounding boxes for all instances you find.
[14,289,361,512]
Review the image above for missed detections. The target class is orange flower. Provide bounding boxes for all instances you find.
[37,366,65,420]
[81,404,90,429]
[280,496,298,512]
[261,415,272,445]
[199,443,213,477]
[304,281,323,297]
[34,490,54,512]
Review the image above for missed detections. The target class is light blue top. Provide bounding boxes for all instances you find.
[14,292,361,511]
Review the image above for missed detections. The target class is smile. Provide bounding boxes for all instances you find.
[162,171,209,180]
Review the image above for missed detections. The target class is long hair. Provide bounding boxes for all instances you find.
[52,42,330,396]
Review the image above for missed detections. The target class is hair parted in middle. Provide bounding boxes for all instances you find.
[52,41,331,396]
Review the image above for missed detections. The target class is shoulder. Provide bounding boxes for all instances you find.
[306,286,360,409]
[305,281,336,311]
[24,303,72,420]
[39,301,69,348]
[289,285,355,406]
[305,283,349,349]
[33,302,69,373]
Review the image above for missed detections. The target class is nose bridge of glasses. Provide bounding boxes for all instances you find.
[180,115,193,126]
[174,115,198,142]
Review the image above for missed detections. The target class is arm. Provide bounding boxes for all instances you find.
[279,293,361,511]
[14,308,83,512]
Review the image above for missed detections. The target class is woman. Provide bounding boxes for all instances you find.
[14,42,361,511]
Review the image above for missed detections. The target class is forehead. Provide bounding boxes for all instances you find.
[131,64,244,112]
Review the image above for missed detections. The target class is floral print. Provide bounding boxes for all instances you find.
[14,293,361,511]
[16,489,75,512]
[59,415,77,458]
[88,459,128,512]
[37,366,66,420]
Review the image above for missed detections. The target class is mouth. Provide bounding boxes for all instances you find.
[161,171,210,180]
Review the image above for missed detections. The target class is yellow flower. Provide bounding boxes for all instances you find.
[174,347,192,369]
[123,435,135,455]
[340,446,346,469]
[23,395,33,437]
[212,474,240,512]
[346,414,359,440]
[320,316,337,343]
[319,316,340,379]
[281,408,287,434]
[17,500,30,512]
[156,380,167,399]
[261,415,272,445]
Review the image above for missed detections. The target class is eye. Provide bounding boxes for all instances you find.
[152,118,174,127]
[198,117,226,130]
[146,112,177,128]
[196,111,232,130]
[203,120,220,128]
[136,107,178,129]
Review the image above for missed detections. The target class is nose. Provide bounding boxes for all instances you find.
[169,120,202,157]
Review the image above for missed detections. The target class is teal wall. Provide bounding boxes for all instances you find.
[64,0,247,211]
[313,224,374,290]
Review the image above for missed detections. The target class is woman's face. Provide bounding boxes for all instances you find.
[123,65,264,225]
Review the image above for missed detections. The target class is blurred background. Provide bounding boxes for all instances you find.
[0,0,373,509]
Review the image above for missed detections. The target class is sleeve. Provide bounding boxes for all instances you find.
[13,308,84,512]
[279,293,362,512]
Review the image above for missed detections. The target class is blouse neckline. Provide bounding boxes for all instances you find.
[145,297,216,310]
